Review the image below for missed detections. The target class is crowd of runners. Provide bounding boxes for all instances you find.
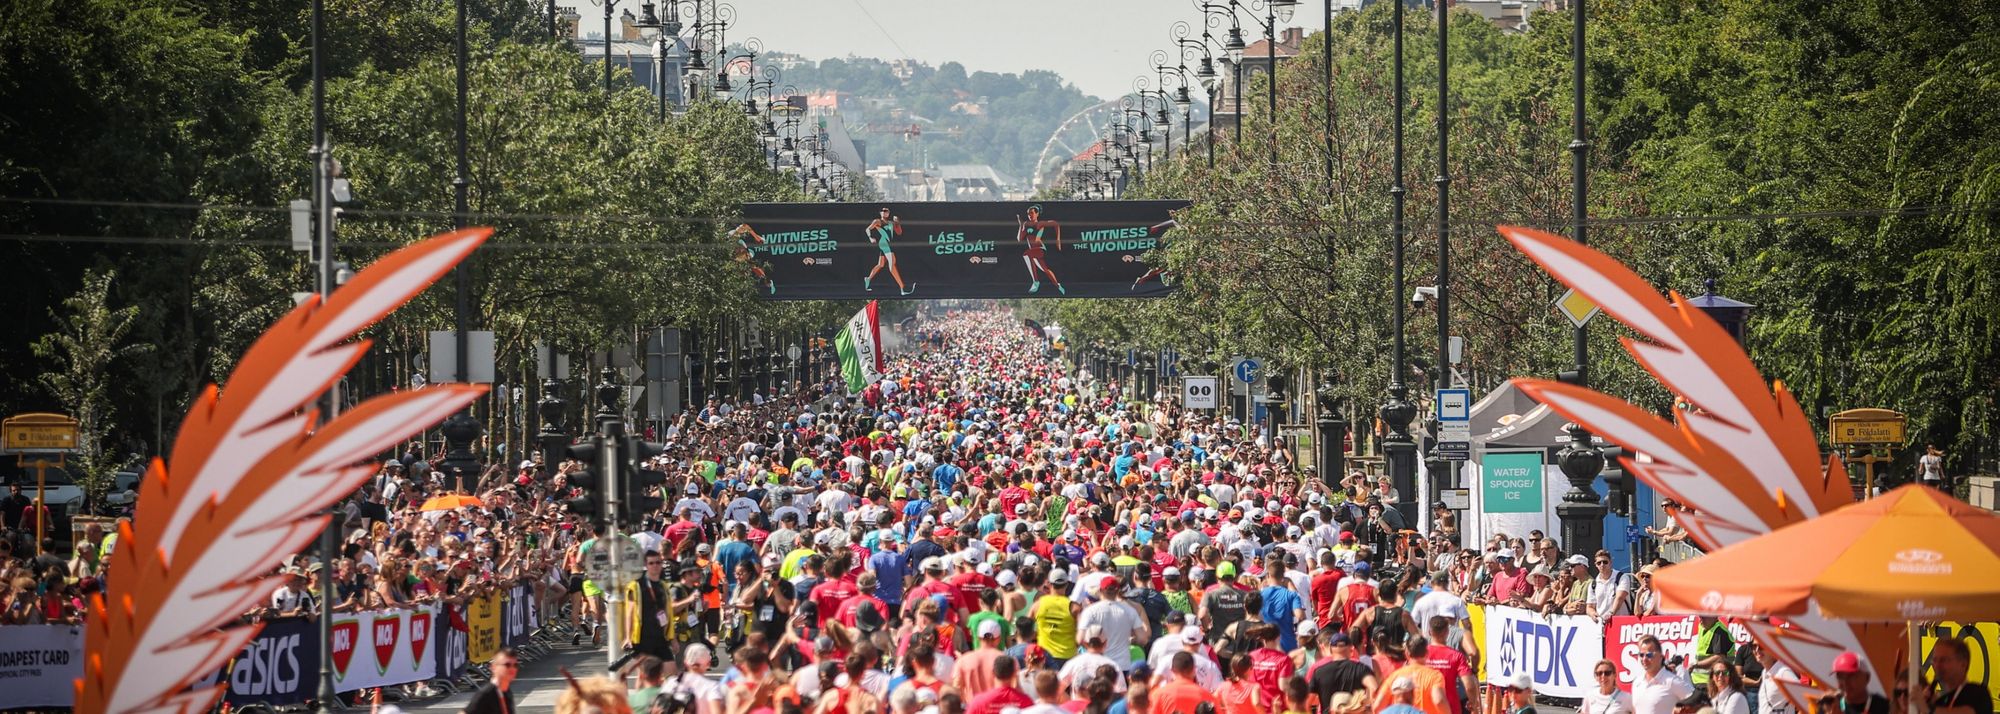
[529,308,1648,714]
[149,306,1931,714]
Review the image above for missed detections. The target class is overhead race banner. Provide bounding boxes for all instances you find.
[837,301,885,392]
[734,200,1188,299]
[0,625,82,709]
[1484,605,1604,698]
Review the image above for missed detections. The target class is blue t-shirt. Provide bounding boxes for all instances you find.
[1113,454,1136,477]
[1260,584,1306,650]
[715,540,755,588]
[931,463,963,493]
[978,513,1004,536]
[869,550,908,604]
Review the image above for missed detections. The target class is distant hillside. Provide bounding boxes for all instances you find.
[767,53,1103,180]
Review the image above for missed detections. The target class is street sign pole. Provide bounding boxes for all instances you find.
[600,426,627,666]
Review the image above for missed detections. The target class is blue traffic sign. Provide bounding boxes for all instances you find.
[1437,388,1472,422]
[1232,358,1261,384]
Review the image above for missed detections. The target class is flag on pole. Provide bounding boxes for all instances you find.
[835,301,884,392]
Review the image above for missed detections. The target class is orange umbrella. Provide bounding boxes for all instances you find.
[1655,484,2000,621]
[420,493,484,511]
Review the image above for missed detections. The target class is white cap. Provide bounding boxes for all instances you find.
[1497,547,1518,560]
[1049,568,1070,584]
[978,619,1003,639]
[1566,554,1591,567]
[1507,672,1534,691]
[1161,566,1181,578]
[996,569,1018,587]
[921,557,945,572]
[1181,627,1204,644]
[1082,624,1106,643]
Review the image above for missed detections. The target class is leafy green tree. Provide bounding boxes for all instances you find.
[32,270,151,498]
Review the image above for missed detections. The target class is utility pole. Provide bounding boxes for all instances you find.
[1428,0,1457,522]
[593,368,629,664]
[1557,0,1607,556]
[309,0,339,706]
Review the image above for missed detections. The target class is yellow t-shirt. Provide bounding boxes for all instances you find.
[780,547,816,580]
[1034,594,1077,660]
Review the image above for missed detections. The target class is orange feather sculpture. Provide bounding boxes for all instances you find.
[1498,225,1900,701]
[76,228,491,714]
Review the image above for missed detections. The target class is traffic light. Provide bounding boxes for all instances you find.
[563,437,607,523]
[623,439,669,530]
[1602,445,1634,517]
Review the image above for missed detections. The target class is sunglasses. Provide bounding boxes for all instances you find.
[1596,670,1616,677]
[1637,652,1658,659]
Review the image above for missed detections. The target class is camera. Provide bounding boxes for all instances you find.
[650,689,696,714]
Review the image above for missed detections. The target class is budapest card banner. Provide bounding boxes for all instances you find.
[735,200,1188,300]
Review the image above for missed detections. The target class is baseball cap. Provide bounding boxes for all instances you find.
[1082,624,1106,644]
[696,543,712,554]
[1049,568,1070,584]
[1181,627,1204,644]
[1832,651,1862,674]
[1339,531,1356,542]
[1392,676,1416,694]
[1015,503,1029,514]
[978,619,1003,639]
[1566,554,1591,567]
[1217,561,1238,579]
[1507,673,1534,691]
[518,460,536,470]
[1161,566,1181,578]
[996,569,1018,587]
[1497,547,1518,560]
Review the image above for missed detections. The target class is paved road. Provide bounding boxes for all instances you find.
[397,641,610,713]
[384,640,1586,714]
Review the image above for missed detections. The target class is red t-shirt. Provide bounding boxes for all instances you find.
[1309,570,1346,624]
[664,521,701,550]
[1249,647,1292,705]
[836,594,889,630]
[1423,643,1472,714]
[949,571,998,609]
[966,684,1036,714]
[809,578,858,630]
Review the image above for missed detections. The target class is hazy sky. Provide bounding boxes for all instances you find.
[728,0,1325,99]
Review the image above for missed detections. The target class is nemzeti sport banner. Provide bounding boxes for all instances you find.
[1483,605,1605,699]
[735,200,1188,300]
[0,624,82,709]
